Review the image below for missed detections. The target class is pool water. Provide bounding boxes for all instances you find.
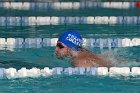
[0,1,140,93]
[0,75,140,93]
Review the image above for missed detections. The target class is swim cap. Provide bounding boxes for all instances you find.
[58,30,83,51]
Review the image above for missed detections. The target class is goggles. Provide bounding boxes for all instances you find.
[56,43,65,49]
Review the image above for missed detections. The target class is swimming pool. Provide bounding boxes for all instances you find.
[0,1,140,93]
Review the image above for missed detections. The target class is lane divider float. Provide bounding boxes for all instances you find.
[0,38,140,51]
[0,67,140,79]
[0,16,140,26]
[0,2,139,10]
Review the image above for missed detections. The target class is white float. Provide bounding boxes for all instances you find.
[0,67,140,79]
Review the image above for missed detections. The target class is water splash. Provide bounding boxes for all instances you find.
[101,47,140,67]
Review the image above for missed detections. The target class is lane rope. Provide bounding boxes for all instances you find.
[0,38,140,51]
[0,67,140,79]
[0,16,140,26]
[0,2,138,10]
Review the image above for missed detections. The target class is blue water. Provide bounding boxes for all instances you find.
[0,75,140,93]
[0,1,140,93]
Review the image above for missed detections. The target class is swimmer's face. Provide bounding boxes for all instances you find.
[55,42,69,59]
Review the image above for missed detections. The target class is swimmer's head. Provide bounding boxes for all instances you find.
[58,30,83,51]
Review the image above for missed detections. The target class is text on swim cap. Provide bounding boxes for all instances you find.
[66,34,82,46]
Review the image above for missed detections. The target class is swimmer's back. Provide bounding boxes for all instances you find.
[72,48,111,67]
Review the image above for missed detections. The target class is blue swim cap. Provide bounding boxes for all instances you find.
[58,30,83,51]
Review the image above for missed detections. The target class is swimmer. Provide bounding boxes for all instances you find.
[55,30,111,67]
